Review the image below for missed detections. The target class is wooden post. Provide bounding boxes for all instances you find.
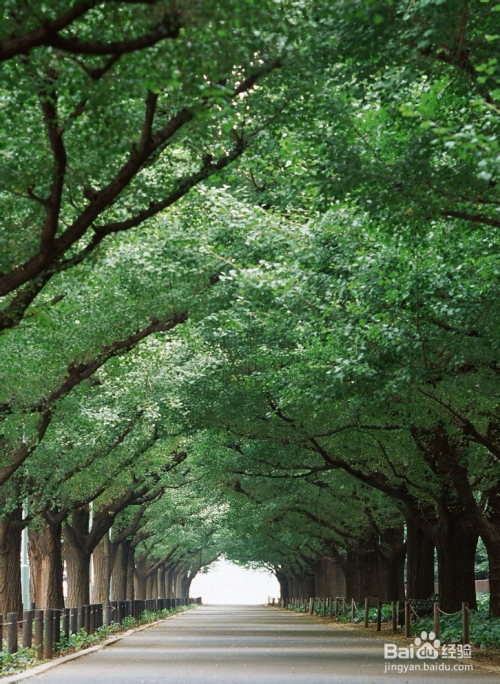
[53,609,60,644]
[342,598,346,614]
[364,598,369,628]
[34,609,44,660]
[70,607,78,634]
[404,602,410,638]
[391,601,397,632]
[376,601,382,631]
[308,598,314,615]
[105,604,112,627]
[77,606,84,632]
[433,602,440,639]
[334,597,339,619]
[351,599,355,622]
[7,612,18,654]
[62,608,70,639]
[329,598,333,619]
[23,610,34,648]
[44,609,53,659]
[462,602,469,645]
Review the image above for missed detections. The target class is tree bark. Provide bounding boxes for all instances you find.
[377,525,406,601]
[126,543,135,600]
[92,534,111,604]
[28,518,64,609]
[111,540,129,601]
[434,506,478,612]
[63,509,90,607]
[0,507,23,615]
[405,513,435,599]
[345,542,379,602]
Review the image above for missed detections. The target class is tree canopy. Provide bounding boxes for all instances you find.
[0,0,499,625]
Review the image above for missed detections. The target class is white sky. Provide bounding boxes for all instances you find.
[190,559,280,604]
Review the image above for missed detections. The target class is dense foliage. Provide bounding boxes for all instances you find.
[0,0,499,650]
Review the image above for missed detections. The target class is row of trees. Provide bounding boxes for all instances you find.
[0,0,498,619]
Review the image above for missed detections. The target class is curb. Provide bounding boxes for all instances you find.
[1,607,196,683]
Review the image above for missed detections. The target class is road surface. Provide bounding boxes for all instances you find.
[28,604,494,683]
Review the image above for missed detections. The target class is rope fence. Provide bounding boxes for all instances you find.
[269,596,471,644]
[0,596,202,657]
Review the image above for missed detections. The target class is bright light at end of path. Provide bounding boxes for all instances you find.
[190,559,279,604]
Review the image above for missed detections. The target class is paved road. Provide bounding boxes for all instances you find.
[29,605,494,683]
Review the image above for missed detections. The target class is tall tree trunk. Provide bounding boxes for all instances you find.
[158,566,166,599]
[345,543,379,602]
[126,543,135,600]
[111,540,128,601]
[377,525,406,601]
[63,509,90,607]
[146,570,157,599]
[28,518,64,609]
[297,573,315,599]
[405,513,435,599]
[0,507,23,615]
[276,570,288,600]
[435,506,478,612]
[134,555,149,599]
[92,534,111,604]
[165,569,174,598]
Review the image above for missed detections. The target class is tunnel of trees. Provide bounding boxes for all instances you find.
[0,0,499,624]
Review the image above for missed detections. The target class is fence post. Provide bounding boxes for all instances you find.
[7,612,18,654]
[351,599,355,622]
[433,602,440,639]
[70,607,78,634]
[364,598,369,628]
[376,601,382,632]
[105,603,112,627]
[404,602,410,638]
[89,605,95,635]
[391,601,397,632]
[308,598,314,615]
[34,609,44,660]
[23,609,34,648]
[44,609,53,660]
[462,602,469,645]
[53,609,61,645]
[62,608,70,639]
[335,597,339,619]
[77,606,84,632]
[329,597,333,619]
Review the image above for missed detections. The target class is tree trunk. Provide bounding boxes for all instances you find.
[126,543,135,600]
[134,555,149,599]
[0,508,23,615]
[92,534,111,604]
[28,518,64,609]
[345,545,379,602]
[165,569,174,598]
[405,513,435,599]
[435,507,478,612]
[63,509,90,608]
[377,525,406,601]
[158,566,166,599]
[276,570,289,600]
[181,572,191,598]
[111,540,128,601]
